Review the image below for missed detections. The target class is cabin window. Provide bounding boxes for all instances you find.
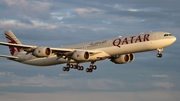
[164,34,172,36]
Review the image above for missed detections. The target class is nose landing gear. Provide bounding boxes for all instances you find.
[156,48,163,58]
[156,53,162,58]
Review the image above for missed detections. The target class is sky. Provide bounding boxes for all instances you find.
[0,0,180,101]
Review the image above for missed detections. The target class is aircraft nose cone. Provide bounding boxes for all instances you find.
[172,36,177,43]
[165,36,177,47]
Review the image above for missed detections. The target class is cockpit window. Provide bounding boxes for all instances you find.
[164,34,172,36]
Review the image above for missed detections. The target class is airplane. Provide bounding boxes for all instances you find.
[0,30,177,73]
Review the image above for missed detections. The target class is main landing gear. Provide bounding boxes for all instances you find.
[86,62,97,73]
[62,63,84,72]
[156,48,163,58]
[62,62,97,73]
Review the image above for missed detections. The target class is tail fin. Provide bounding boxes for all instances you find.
[4,30,23,56]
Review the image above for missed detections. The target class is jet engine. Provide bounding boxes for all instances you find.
[32,47,51,57]
[110,53,135,64]
[71,51,90,61]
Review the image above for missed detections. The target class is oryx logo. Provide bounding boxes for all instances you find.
[5,33,21,55]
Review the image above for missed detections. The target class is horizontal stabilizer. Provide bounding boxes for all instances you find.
[0,42,36,49]
[0,54,18,59]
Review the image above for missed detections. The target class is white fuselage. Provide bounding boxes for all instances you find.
[13,32,176,66]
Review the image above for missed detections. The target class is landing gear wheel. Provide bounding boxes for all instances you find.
[86,68,89,72]
[78,66,84,71]
[157,53,162,58]
[63,67,66,71]
[80,66,84,71]
[90,65,97,70]
[66,67,70,71]
[73,65,77,69]
[93,65,97,70]
[89,69,93,73]
[62,67,69,71]
[86,68,93,73]
[70,64,73,68]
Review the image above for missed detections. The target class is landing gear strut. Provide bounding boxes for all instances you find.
[156,48,163,58]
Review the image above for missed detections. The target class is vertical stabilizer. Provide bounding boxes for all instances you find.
[4,30,23,56]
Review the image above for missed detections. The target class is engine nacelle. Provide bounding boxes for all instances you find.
[32,47,51,57]
[71,51,90,61]
[110,53,135,64]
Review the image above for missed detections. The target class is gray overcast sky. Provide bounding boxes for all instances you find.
[0,0,180,101]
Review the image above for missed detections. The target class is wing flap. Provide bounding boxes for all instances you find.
[51,48,102,54]
[51,47,75,53]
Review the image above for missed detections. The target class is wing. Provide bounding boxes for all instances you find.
[0,41,74,52]
[0,42,102,56]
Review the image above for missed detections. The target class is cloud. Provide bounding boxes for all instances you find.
[4,0,53,20]
[153,82,174,89]
[87,78,124,90]
[0,20,57,29]
[0,91,180,101]
[0,72,125,91]
[74,7,104,19]
[0,73,72,87]
[152,74,168,78]
[0,72,14,77]
[0,69,178,93]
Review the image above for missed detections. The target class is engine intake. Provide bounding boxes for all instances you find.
[128,53,134,62]
[71,51,90,61]
[110,53,135,64]
[32,47,51,57]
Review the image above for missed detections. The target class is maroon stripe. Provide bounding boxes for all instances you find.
[4,33,21,55]
[5,33,18,44]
